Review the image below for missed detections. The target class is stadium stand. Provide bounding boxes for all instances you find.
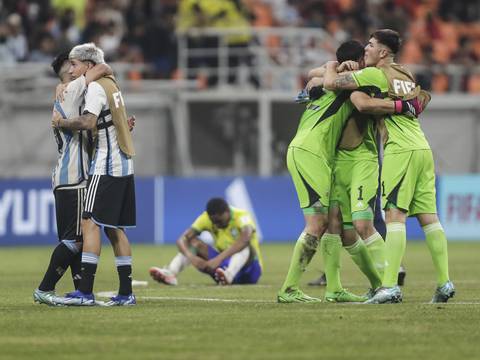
[1,0,480,92]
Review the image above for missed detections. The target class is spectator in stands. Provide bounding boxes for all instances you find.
[5,13,28,61]
[30,32,57,63]
[0,25,16,64]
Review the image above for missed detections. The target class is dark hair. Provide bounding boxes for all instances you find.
[336,40,365,63]
[206,198,229,216]
[370,29,401,54]
[51,50,71,75]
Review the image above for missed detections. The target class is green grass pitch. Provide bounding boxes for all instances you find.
[1,241,480,360]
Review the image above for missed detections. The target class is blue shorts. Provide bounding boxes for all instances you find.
[207,245,262,284]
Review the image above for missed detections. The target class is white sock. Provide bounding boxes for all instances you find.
[168,253,190,275]
[225,247,250,282]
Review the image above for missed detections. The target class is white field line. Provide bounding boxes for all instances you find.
[96,291,275,303]
[96,291,480,305]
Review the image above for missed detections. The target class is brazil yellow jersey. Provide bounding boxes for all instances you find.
[191,207,263,269]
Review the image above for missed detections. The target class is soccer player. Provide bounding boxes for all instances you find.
[323,29,455,304]
[277,41,424,303]
[33,51,112,306]
[277,40,412,303]
[150,198,263,285]
[52,43,137,306]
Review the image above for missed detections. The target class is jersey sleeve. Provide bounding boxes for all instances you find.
[235,211,256,231]
[351,67,387,89]
[191,212,211,233]
[66,75,87,101]
[83,82,107,116]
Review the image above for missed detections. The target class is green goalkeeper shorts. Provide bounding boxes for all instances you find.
[286,146,331,213]
[381,149,437,215]
[331,158,378,223]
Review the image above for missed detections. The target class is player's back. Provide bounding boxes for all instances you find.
[335,113,378,161]
[289,89,354,162]
[52,76,90,189]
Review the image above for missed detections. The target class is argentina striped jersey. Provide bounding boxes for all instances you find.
[84,81,134,177]
[52,76,90,189]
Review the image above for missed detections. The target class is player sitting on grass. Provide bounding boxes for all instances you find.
[150,198,263,286]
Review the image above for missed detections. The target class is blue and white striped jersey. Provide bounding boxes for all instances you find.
[52,76,90,190]
[84,81,134,177]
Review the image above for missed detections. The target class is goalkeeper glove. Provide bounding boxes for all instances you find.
[394,98,423,118]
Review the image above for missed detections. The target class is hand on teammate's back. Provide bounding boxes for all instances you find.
[51,110,62,128]
[55,83,68,102]
[337,60,359,72]
[127,115,136,131]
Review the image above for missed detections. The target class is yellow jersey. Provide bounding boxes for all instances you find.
[191,207,263,269]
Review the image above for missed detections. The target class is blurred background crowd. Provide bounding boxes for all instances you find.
[1,0,480,92]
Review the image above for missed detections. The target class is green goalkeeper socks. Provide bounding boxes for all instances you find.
[280,232,319,292]
[345,239,382,289]
[364,232,386,278]
[383,222,407,288]
[321,233,343,294]
[424,222,450,286]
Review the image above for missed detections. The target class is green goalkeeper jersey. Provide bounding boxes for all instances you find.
[289,89,354,163]
[351,66,431,154]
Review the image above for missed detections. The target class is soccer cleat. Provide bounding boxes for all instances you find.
[364,288,377,300]
[149,267,178,286]
[33,289,62,306]
[277,287,321,303]
[364,286,403,304]
[56,290,96,306]
[214,268,232,285]
[431,281,455,303]
[397,265,406,286]
[325,289,368,303]
[308,272,327,286]
[104,294,137,306]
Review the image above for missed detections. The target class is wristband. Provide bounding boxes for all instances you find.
[394,100,403,113]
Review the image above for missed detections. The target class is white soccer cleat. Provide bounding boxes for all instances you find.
[214,268,233,285]
[33,289,63,306]
[149,267,178,286]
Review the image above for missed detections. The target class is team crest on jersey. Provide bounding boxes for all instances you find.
[230,228,239,238]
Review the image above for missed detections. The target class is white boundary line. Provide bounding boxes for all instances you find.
[96,291,275,303]
[96,291,480,305]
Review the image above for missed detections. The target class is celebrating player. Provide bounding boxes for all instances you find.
[277,40,414,303]
[323,29,454,304]
[149,197,263,286]
[52,43,137,306]
[33,51,112,306]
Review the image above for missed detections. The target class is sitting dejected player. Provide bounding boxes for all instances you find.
[150,198,263,286]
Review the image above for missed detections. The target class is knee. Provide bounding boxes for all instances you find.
[305,221,327,238]
[354,223,375,239]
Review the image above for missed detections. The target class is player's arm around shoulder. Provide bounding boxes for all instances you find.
[350,91,394,115]
[85,63,113,85]
[323,61,360,91]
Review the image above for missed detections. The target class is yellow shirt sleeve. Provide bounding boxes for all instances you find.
[233,209,256,231]
[191,212,212,233]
